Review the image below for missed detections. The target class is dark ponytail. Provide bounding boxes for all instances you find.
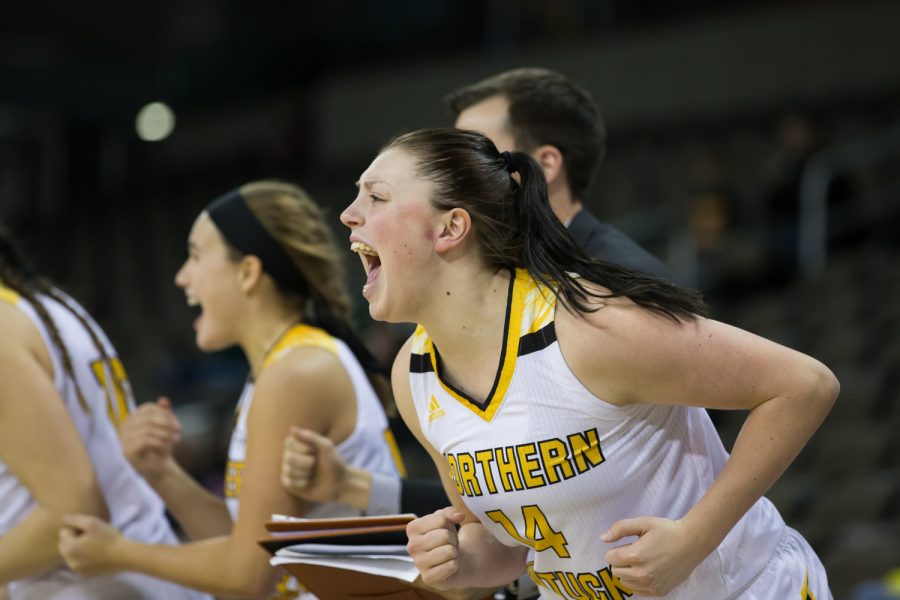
[386,128,706,321]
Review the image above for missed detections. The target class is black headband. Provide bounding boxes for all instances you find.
[205,189,308,295]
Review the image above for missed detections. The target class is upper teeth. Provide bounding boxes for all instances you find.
[186,297,199,307]
[351,242,378,256]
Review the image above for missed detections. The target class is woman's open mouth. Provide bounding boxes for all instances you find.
[351,241,382,297]
[186,296,203,331]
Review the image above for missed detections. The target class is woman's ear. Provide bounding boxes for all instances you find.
[238,255,264,293]
[532,144,564,187]
[434,208,472,254]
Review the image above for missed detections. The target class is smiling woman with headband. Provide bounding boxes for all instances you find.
[58,181,404,599]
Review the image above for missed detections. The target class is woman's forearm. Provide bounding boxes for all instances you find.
[0,476,107,584]
[0,507,67,583]
[332,464,375,512]
[112,534,277,598]
[0,497,107,584]
[683,371,838,552]
[151,459,232,540]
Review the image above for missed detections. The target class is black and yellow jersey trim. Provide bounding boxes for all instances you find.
[239,324,338,416]
[257,323,337,375]
[0,285,21,305]
[410,269,558,423]
[518,322,557,357]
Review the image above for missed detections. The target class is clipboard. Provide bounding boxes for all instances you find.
[259,523,409,554]
[259,514,416,554]
[258,514,494,600]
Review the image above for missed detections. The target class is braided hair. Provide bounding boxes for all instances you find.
[0,228,113,413]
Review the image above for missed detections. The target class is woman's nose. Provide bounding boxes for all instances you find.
[340,200,362,229]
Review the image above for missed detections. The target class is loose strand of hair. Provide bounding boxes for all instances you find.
[46,287,120,410]
[309,297,396,416]
[0,259,92,413]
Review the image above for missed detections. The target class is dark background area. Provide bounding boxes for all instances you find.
[2,1,899,597]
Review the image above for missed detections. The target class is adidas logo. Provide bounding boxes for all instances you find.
[427,395,446,422]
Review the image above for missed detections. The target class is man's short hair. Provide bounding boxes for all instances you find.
[446,67,606,201]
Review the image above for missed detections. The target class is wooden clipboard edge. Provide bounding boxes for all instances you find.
[265,513,416,533]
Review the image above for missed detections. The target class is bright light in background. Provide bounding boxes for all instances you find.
[135,102,175,141]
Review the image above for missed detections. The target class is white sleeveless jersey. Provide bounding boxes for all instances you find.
[0,287,210,600]
[409,270,788,600]
[225,324,404,599]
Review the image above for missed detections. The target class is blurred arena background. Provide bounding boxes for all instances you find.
[2,1,898,597]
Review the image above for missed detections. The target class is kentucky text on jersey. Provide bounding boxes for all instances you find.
[444,427,605,497]
[528,563,632,600]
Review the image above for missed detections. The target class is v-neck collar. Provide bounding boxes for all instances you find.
[427,269,527,423]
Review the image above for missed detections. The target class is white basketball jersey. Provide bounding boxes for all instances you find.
[0,286,210,600]
[409,269,788,600]
[225,324,404,599]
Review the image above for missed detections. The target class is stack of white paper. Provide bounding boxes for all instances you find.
[271,543,419,582]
